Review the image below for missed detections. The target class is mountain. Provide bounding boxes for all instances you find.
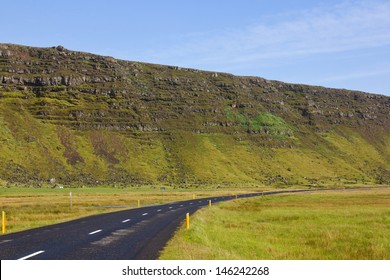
[0,43,389,187]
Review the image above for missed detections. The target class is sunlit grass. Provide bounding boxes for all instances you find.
[160,188,390,260]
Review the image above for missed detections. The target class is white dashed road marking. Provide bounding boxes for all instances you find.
[18,250,45,260]
[88,229,102,235]
[122,219,131,223]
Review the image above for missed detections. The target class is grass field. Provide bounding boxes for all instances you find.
[0,186,260,234]
[160,188,390,260]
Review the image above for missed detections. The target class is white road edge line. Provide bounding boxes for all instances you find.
[18,250,45,260]
[142,213,148,216]
[122,219,131,223]
[89,229,102,235]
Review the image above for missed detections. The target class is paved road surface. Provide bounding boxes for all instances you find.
[0,190,310,260]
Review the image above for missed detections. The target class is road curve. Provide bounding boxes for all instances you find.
[0,189,313,260]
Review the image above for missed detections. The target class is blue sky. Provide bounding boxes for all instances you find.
[2,0,390,95]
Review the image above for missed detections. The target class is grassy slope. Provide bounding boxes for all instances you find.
[160,188,390,260]
[1,100,389,186]
[0,101,169,184]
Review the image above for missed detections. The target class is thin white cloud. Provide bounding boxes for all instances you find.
[145,1,390,70]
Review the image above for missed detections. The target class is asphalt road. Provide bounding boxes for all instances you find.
[0,190,310,260]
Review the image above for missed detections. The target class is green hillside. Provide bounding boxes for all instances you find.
[0,44,389,187]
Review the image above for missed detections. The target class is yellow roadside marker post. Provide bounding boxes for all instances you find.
[186,213,190,230]
[192,194,195,199]
[137,199,141,208]
[208,200,212,207]
[2,211,5,234]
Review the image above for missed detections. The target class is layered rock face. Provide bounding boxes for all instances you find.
[0,44,389,186]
